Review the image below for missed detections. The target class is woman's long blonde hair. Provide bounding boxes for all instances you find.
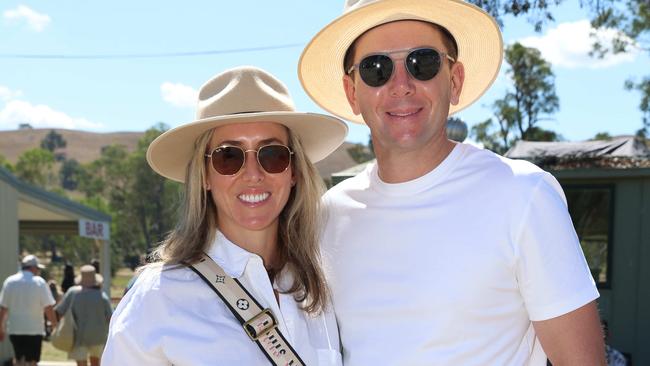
[151,126,329,313]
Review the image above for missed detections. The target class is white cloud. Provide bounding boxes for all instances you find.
[3,5,51,32]
[161,82,197,108]
[517,20,639,69]
[0,86,22,101]
[0,100,103,129]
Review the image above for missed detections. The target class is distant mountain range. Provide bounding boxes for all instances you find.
[0,128,359,180]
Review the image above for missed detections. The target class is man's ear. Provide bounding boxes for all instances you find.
[449,61,465,106]
[343,74,361,115]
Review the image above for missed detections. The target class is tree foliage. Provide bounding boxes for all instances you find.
[0,154,13,172]
[60,158,82,190]
[471,42,559,153]
[14,148,56,188]
[16,124,181,274]
[469,0,650,137]
[75,123,180,261]
[40,130,67,161]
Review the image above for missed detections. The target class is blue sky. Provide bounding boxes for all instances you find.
[0,1,648,144]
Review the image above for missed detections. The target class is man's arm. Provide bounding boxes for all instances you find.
[0,306,7,341]
[533,301,605,365]
[44,305,57,329]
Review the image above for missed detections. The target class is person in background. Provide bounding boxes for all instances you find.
[61,263,75,294]
[48,280,61,304]
[0,254,57,366]
[45,280,61,339]
[602,320,628,366]
[55,265,112,366]
[90,259,100,276]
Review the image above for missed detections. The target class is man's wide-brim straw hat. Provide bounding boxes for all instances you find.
[298,0,503,124]
[76,265,103,287]
[147,66,348,183]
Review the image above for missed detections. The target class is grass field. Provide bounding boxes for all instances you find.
[40,267,134,361]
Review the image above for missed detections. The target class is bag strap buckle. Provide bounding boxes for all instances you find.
[243,308,277,341]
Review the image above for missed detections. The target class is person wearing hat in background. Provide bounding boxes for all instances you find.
[299,0,605,365]
[101,66,347,365]
[55,265,112,366]
[0,254,57,366]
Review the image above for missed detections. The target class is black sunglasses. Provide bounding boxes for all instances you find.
[205,144,293,176]
[347,47,456,87]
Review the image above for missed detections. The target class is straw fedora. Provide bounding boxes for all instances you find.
[298,0,503,124]
[75,265,103,288]
[147,66,348,183]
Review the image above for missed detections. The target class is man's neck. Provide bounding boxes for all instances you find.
[374,138,457,183]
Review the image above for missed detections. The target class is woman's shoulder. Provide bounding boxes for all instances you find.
[123,263,206,303]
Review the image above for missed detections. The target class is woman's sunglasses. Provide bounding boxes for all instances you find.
[347,47,456,87]
[205,144,293,176]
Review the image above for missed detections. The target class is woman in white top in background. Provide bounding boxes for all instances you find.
[101,66,347,365]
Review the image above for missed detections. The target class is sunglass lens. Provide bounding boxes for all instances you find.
[258,145,291,174]
[406,48,442,81]
[358,54,393,87]
[212,146,244,175]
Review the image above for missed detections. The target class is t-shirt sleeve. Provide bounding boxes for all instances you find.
[0,281,8,308]
[514,173,600,321]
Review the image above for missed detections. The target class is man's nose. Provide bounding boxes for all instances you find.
[388,61,415,97]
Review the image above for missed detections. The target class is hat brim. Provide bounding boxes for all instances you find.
[147,112,348,183]
[298,0,503,124]
[75,273,103,287]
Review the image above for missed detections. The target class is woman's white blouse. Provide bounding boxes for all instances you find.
[102,232,342,365]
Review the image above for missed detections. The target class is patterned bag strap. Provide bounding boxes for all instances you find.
[188,253,306,366]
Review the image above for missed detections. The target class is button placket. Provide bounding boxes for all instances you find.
[243,256,290,338]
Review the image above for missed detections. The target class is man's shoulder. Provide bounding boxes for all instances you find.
[461,144,549,184]
[3,272,21,284]
[32,275,48,286]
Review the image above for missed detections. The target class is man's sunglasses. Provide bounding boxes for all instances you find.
[347,47,456,87]
[205,144,293,176]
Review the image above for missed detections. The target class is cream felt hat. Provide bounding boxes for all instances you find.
[298,0,503,124]
[147,66,348,183]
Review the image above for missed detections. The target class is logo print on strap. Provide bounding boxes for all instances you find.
[237,299,250,310]
[215,275,225,284]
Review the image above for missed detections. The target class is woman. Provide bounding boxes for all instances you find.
[102,66,347,365]
[55,265,113,366]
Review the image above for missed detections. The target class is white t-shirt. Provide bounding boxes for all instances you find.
[322,143,599,366]
[0,270,55,335]
[102,231,342,366]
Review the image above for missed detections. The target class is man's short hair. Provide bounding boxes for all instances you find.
[343,21,459,75]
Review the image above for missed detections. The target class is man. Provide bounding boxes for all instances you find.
[0,255,57,366]
[299,0,605,365]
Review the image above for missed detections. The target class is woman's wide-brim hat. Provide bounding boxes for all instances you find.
[75,265,103,287]
[298,0,503,124]
[147,66,348,183]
